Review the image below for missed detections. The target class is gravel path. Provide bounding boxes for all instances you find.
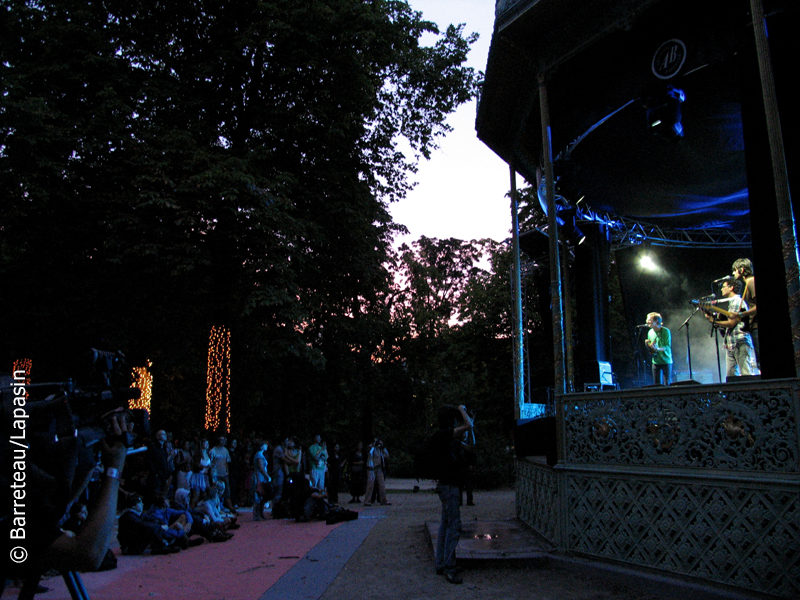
[318,482,708,600]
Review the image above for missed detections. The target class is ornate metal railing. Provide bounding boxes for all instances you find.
[561,383,799,472]
[516,379,800,598]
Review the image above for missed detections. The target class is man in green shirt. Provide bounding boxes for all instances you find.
[646,312,673,385]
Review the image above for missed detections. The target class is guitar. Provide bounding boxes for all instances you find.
[691,299,750,330]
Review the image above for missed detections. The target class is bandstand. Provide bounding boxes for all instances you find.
[477,1,800,596]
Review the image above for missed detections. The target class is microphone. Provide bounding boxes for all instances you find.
[713,275,734,283]
[635,324,649,328]
[691,298,719,306]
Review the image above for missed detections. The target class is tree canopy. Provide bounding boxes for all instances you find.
[1,0,478,413]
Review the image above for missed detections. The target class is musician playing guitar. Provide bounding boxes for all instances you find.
[732,258,758,367]
[645,312,673,385]
[701,279,758,377]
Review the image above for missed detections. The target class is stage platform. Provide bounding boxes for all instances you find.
[515,378,800,599]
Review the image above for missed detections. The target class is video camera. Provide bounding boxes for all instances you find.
[1,349,150,572]
[11,348,150,453]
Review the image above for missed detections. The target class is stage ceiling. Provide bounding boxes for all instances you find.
[477,0,797,233]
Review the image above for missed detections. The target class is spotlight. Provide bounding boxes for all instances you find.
[640,255,656,270]
[646,86,685,140]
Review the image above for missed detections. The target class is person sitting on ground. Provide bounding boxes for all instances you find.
[144,495,203,550]
[61,503,89,534]
[61,502,118,571]
[287,476,328,523]
[118,495,178,555]
[213,481,239,520]
[172,487,231,543]
[196,485,238,534]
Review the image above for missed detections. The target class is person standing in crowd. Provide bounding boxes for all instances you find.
[146,430,171,502]
[645,312,673,385]
[271,438,286,504]
[732,258,759,367]
[348,441,366,504]
[209,435,232,509]
[327,442,343,505]
[308,435,326,490]
[285,436,302,476]
[227,438,242,508]
[189,438,211,507]
[252,441,271,521]
[363,437,390,507]
[431,405,473,584]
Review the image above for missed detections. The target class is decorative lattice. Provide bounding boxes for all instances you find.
[516,380,800,598]
[516,459,559,545]
[565,475,800,598]
[562,383,800,473]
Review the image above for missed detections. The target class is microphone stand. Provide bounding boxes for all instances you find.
[709,322,723,383]
[634,326,648,386]
[677,307,701,382]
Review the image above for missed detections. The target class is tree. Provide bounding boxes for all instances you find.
[387,237,517,486]
[0,0,480,432]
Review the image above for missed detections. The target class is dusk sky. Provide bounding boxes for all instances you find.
[391,0,512,247]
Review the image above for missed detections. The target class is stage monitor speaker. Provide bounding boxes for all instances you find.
[514,416,557,465]
[726,374,761,383]
[671,379,702,386]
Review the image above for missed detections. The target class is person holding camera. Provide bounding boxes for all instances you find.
[35,412,132,573]
[363,437,390,506]
[431,405,473,584]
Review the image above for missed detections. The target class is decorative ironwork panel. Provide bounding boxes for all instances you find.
[562,383,800,473]
[565,474,800,598]
[516,458,559,546]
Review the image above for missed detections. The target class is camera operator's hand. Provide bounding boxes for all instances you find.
[99,410,133,471]
[39,411,132,573]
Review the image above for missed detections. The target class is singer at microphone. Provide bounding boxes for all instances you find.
[644,312,673,386]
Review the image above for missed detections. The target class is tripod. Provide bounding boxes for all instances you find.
[17,571,90,600]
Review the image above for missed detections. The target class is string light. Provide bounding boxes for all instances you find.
[129,361,153,413]
[204,325,231,433]
[12,358,32,384]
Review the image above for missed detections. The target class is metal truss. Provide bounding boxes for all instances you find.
[603,215,752,249]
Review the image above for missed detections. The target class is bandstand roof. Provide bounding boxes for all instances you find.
[477,0,795,234]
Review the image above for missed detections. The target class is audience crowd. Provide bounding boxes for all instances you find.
[54,429,388,565]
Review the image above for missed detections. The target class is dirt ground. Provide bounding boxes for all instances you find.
[319,483,723,600]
